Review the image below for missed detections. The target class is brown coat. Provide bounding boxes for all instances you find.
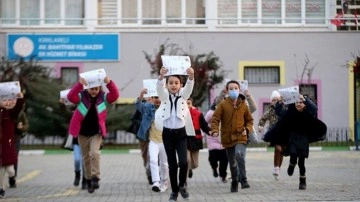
[211,96,254,148]
[0,99,24,166]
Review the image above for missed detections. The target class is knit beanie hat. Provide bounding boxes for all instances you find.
[270,90,281,101]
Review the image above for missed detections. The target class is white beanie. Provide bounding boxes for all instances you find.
[270,90,281,101]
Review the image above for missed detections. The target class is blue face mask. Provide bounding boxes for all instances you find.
[228,90,239,100]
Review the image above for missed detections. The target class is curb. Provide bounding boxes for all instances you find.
[20,146,356,156]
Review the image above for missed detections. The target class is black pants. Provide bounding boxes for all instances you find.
[162,127,188,193]
[290,155,306,176]
[208,149,228,178]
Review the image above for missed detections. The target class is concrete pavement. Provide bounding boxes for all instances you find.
[2,150,360,202]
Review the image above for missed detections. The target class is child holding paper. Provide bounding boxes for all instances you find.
[67,76,119,194]
[156,66,195,202]
[264,94,326,190]
[0,93,24,198]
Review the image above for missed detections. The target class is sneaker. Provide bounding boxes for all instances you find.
[273,166,280,180]
[188,169,193,178]
[91,176,100,189]
[179,186,190,200]
[0,189,4,198]
[169,192,178,202]
[213,169,219,178]
[160,180,168,192]
[152,181,161,192]
[287,164,295,176]
[241,181,250,189]
[9,177,17,188]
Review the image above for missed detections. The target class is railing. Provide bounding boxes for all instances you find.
[20,127,356,149]
[0,17,358,31]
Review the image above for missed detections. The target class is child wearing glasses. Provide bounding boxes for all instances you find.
[67,76,119,194]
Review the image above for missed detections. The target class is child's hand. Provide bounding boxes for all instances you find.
[104,76,111,84]
[158,67,167,80]
[59,98,65,104]
[79,77,87,85]
[242,129,247,136]
[17,92,24,98]
[187,67,194,80]
[140,88,147,96]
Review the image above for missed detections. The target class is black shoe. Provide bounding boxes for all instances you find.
[73,171,81,186]
[231,181,238,192]
[241,181,250,189]
[188,169,193,178]
[9,176,16,188]
[0,189,4,198]
[221,176,227,183]
[179,186,190,200]
[91,176,100,189]
[213,169,219,178]
[169,192,178,202]
[299,176,306,190]
[87,179,95,194]
[81,177,88,190]
[287,164,295,176]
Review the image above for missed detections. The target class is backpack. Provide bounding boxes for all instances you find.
[126,109,142,135]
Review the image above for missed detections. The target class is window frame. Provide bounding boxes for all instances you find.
[239,61,285,85]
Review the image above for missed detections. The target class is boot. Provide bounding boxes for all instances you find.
[73,171,81,186]
[299,176,306,190]
[230,181,238,192]
[87,179,94,193]
[81,177,88,190]
[9,176,16,188]
[287,163,296,176]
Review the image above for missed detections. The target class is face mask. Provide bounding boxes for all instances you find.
[228,90,239,100]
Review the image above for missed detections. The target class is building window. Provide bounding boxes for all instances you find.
[20,0,40,25]
[167,0,181,23]
[142,0,161,24]
[305,0,326,24]
[262,0,281,24]
[186,0,205,24]
[0,0,16,24]
[45,0,61,24]
[65,0,84,25]
[61,67,79,86]
[121,0,137,24]
[244,66,280,84]
[285,0,301,23]
[241,0,258,23]
[218,0,238,24]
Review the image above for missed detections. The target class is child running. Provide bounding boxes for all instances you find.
[135,88,168,192]
[67,76,119,193]
[155,66,195,202]
[210,80,254,192]
[0,93,24,198]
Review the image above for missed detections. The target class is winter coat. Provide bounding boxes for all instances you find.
[155,78,195,136]
[263,103,327,155]
[211,95,254,148]
[0,98,24,166]
[67,81,119,137]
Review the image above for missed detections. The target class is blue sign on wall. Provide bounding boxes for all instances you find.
[7,34,120,61]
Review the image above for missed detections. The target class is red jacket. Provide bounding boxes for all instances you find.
[0,99,24,166]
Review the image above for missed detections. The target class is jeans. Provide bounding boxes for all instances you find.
[226,144,247,183]
[162,127,188,193]
[73,144,82,172]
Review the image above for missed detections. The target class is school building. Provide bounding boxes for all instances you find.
[0,0,359,140]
